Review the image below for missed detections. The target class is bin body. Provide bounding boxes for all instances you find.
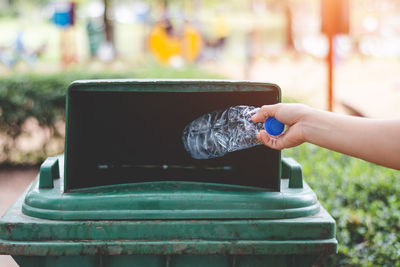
[13,255,318,267]
[2,177,335,267]
[0,80,337,266]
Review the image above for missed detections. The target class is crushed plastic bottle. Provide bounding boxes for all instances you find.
[182,105,284,159]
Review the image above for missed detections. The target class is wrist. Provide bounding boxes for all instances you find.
[298,105,315,143]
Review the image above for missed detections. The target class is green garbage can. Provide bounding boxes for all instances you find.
[0,80,337,267]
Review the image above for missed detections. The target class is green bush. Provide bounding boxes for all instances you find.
[284,144,400,267]
[0,66,222,164]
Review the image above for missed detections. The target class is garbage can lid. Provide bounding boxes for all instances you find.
[64,79,283,191]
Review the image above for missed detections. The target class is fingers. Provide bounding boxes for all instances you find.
[256,130,270,146]
[251,104,281,123]
[256,130,286,150]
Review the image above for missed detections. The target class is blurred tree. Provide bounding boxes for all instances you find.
[0,0,18,17]
[103,0,114,48]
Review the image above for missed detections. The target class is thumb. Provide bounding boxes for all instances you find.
[251,104,281,123]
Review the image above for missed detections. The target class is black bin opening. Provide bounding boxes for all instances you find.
[65,83,280,191]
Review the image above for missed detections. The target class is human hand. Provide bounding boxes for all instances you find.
[251,103,311,150]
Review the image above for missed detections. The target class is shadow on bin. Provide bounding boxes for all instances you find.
[0,80,337,267]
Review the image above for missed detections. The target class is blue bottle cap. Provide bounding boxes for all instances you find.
[264,117,285,136]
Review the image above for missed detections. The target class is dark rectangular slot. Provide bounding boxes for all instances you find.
[66,89,280,190]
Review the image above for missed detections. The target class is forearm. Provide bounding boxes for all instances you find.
[302,109,400,170]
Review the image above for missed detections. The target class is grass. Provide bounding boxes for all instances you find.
[284,144,400,266]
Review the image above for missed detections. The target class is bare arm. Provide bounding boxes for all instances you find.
[251,103,400,170]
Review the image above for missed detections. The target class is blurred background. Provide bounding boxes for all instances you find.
[0,0,400,266]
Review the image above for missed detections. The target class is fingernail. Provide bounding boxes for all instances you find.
[251,114,256,120]
[256,133,260,139]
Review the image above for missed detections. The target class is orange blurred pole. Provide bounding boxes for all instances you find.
[327,32,334,112]
[321,0,349,111]
[325,0,335,112]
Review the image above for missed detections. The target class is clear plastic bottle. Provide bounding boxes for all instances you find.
[182,105,284,159]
